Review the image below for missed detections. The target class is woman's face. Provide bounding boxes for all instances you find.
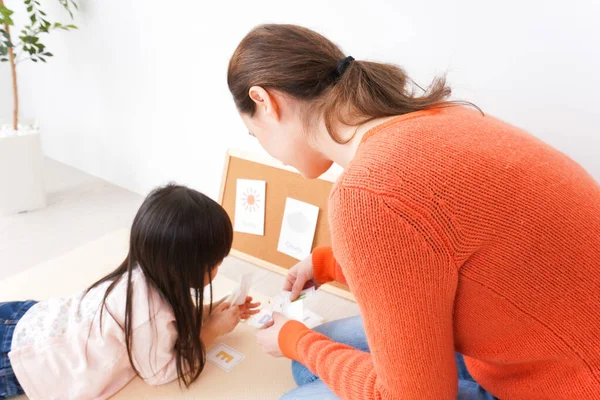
[240,88,333,179]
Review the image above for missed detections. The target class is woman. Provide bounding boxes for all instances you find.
[227,24,600,399]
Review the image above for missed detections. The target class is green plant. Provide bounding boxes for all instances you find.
[0,0,77,130]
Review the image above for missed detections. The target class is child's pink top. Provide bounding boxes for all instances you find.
[9,268,179,400]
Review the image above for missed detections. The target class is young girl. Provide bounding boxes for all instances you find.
[0,184,260,399]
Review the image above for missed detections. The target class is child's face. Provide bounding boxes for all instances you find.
[203,262,221,287]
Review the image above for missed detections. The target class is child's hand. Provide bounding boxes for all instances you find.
[205,302,241,336]
[239,296,261,320]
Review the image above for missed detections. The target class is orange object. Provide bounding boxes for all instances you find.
[279,106,600,399]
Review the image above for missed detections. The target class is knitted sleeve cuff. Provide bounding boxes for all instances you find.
[278,320,311,362]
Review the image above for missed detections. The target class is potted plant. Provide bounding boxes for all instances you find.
[0,0,77,215]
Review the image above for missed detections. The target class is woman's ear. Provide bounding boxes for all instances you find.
[249,86,280,121]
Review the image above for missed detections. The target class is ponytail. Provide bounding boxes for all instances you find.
[228,24,479,143]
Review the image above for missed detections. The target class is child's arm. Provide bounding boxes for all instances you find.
[200,318,220,347]
[131,310,180,386]
[202,296,228,322]
[200,302,239,347]
[201,298,260,346]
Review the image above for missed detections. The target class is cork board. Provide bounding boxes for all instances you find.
[219,149,353,301]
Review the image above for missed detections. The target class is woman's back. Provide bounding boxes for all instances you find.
[330,105,600,398]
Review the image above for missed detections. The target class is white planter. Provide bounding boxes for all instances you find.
[0,127,46,215]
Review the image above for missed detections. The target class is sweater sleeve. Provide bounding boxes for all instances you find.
[278,187,459,399]
[312,246,347,286]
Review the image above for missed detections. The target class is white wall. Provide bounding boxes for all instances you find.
[5,0,600,198]
[0,68,12,124]
[0,94,10,124]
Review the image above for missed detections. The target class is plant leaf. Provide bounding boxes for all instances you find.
[40,21,51,33]
[0,5,14,17]
[43,52,53,57]
[0,8,15,25]
[0,58,8,62]
[30,14,36,24]
[39,56,46,62]
[31,58,38,62]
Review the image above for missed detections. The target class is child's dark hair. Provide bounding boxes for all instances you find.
[85,183,233,387]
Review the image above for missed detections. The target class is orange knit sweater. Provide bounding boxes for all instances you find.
[278,106,600,399]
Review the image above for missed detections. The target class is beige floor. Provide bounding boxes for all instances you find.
[0,158,359,322]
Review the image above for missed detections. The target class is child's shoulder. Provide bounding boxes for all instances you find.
[104,267,174,328]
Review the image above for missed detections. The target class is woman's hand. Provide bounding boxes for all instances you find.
[255,312,289,357]
[239,296,261,320]
[204,301,241,337]
[284,255,320,301]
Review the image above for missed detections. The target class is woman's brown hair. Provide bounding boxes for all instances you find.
[228,24,477,143]
[84,184,233,387]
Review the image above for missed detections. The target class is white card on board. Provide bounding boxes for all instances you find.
[234,179,266,236]
[277,198,319,260]
[207,343,245,371]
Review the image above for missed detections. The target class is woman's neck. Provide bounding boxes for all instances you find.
[315,115,400,169]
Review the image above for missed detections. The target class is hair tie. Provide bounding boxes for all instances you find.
[336,56,355,77]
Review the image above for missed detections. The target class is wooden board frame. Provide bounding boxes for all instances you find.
[219,149,355,302]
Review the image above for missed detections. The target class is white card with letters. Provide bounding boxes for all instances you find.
[207,343,245,371]
[247,288,318,327]
[277,198,319,260]
[234,179,266,236]
[301,309,325,329]
[247,308,274,328]
[226,273,252,306]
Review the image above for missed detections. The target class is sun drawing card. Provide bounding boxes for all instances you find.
[234,179,266,236]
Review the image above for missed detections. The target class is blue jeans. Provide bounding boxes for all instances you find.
[0,301,37,399]
[281,316,497,400]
